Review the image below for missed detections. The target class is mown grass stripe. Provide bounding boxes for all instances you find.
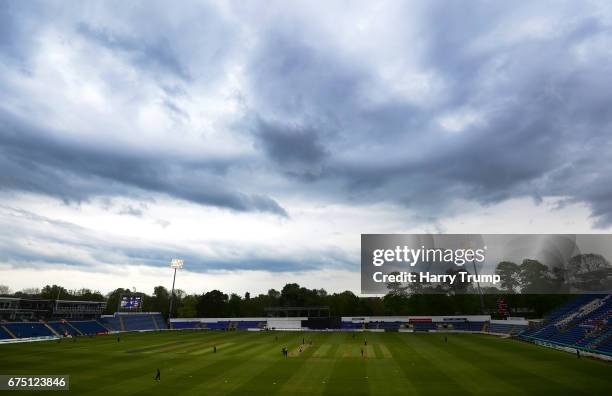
[2,331,611,396]
[312,344,331,357]
[190,342,234,355]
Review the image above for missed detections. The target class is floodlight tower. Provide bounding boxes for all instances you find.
[168,258,184,327]
[465,240,486,315]
[472,255,486,315]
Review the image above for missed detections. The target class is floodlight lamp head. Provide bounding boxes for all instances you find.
[170,258,184,269]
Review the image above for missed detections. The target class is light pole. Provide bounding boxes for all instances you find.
[472,256,486,314]
[465,241,486,314]
[168,259,184,328]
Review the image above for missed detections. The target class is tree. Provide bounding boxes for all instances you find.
[382,293,410,315]
[385,271,409,296]
[228,294,243,317]
[495,261,521,292]
[567,254,612,291]
[329,291,360,316]
[0,285,10,295]
[17,288,40,296]
[149,286,171,317]
[267,289,280,302]
[177,295,198,318]
[445,268,472,295]
[196,290,229,317]
[280,283,302,306]
[40,285,68,300]
[519,259,553,293]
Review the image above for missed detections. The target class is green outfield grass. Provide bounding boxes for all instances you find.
[0,330,610,395]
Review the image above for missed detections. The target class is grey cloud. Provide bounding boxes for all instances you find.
[241,1,612,225]
[0,206,348,272]
[77,23,192,81]
[0,111,287,216]
[254,117,328,179]
[118,205,145,217]
[1,0,612,228]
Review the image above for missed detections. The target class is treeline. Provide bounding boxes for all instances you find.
[0,283,577,319]
[2,285,106,302]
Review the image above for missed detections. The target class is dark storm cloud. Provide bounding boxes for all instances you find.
[1,0,612,232]
[0,111,287,216]
[253,117,329,179]
[242,1,612,224]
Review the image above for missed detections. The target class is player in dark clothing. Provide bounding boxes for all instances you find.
[213,345,217,353]
[117,336,120,342]
[364,339,367,346]
[361,348,364,357]
[155,369,161,381]
[576,349,581,359]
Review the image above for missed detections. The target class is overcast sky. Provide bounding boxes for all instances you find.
[1,0,611,296]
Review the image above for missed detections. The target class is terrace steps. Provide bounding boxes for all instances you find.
[588,329,612,349]
[152,315,159,330]
[94,320,107,332]
[1,325,16,339]
[65,321,84,335]
[42,321,60,336]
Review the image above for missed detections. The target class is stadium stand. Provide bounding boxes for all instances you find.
[234,320,263,330]
[98,316,121,331]
[121,314,159,331]
[1,312,163,341]
[69,320,108,335]
[0,326,14,339]
[171,318,269,330]
[207,321,230,330]
[411,321,436,331]
[48,321,80,336]
[519,294,612,356]
[151,313,165,330]
[97,313,165,332]
[2,294,611,361]
[489,322,528,335]
[172,321,203,329]
[447,321,486,332]
[4,322,55,338]
[341,321,363,330]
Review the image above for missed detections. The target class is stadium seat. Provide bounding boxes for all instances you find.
[520,294,612,355]
[68,320,108,335]
[99,316,121,331]
[48,321,79,336]
[4,322,54,338]
[121,314,158,331]
[0,326,14,339]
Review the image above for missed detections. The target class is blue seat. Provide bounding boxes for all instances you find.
[0,326,14,339]
[69,320,108,335]
[48,321,79,336]
[4,322,54,338]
